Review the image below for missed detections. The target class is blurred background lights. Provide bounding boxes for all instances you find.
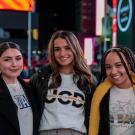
[84,37,94,65]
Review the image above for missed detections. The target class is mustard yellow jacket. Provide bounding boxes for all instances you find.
[88,73,135,135]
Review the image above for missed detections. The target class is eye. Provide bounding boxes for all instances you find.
[65,46,70,50]
[105,65,111,70]
[54,47,60,52]
[115,63,123,68]
[4,58,10,61]
[16,57,22,61]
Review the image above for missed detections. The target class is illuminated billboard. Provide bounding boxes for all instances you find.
[96,0,105,36]
[0,0,34,11]
[84,37,95,65]
[117,0,133,32]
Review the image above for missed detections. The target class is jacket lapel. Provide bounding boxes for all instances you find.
[0,77,20,134]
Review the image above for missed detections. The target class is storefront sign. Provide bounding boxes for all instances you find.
[117,0,132,32]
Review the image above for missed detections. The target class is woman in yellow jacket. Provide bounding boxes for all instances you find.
[89,47,135,135]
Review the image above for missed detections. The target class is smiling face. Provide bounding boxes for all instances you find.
[105,52,132,88]
[0,48,23,83]
[53,37,74,74]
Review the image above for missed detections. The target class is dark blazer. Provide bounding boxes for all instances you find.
[0,76,40,135]
[98,90,110,135]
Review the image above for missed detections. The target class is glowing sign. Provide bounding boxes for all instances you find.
[84,38,94,65]
[96,0,105,36]
[0,0,34,11]
[117,0,132,32]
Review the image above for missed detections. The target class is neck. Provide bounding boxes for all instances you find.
[115,80,132,89]
[59,67,74,74]
[2,75,18,84]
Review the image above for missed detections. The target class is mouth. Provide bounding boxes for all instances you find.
[60,57,69,61]
[9,69,20,72]
[111,74,121,80]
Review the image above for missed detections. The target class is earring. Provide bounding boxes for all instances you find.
[129,70,132,74]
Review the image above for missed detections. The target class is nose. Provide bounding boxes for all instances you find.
[12,59,17,66]
[110,67,117,74]
[60,48,66,56]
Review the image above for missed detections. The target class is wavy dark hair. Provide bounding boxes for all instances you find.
[47,30,94,93]
[0,42,21,56]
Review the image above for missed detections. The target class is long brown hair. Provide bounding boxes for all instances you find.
[48,30,94,92]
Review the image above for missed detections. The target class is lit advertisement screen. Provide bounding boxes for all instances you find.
[84,37,95,65]
[0,0,34,11]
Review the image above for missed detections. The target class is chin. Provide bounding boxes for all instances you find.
[10,73,20,78]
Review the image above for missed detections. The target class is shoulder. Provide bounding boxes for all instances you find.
[30,64,52,85]
[17,76,27,84]
[37,64,52,77]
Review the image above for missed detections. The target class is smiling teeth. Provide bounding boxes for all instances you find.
[112,75,120,79]
[61,57,68,60]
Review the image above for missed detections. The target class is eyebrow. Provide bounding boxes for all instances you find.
[1,55,22,58]
[54,44,68,46]
[105,61,122,65]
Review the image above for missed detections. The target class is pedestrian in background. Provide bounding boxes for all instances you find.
[0,42,40,135]
[89,47,135,135]
[30,30,96,135]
